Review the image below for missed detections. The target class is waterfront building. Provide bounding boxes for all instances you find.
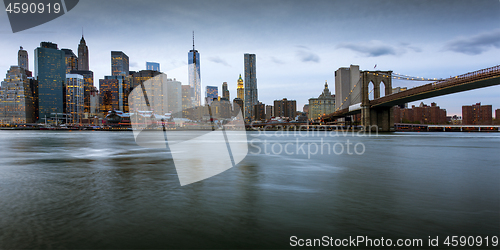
[111,51,129,76]
[89,87,99,117]
[274,98,296,119]
[66,74,84,123]
[206,86,218,105]
[34,42,66,122]
[78,35,89,70]
[394,102,447,124]
[62,49,78,74]
[254,102,266,121]
[70,70,94,114]
[99,75,129,115]
[18,46,28,71]
[0,66,37,124]
[244,54,257,121]
[308,81,336,120]
[462,103,492,125]
[266,105,273,120]
[237,74,244,100]
[335,65,360,111]
[129,70,162,91]
[188,33,201,106]
[495,109,500,124]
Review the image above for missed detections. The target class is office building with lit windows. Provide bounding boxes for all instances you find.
[34,42,66,122]
[237,74,244,100]
[62,49,78,74]
[66,74,84,123]
[0,66,37,124]
[111,51,129,76]
[99,75,129,115]
[18,46,28,71]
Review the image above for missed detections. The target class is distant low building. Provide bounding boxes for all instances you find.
[274,98,296,120]
[495,109,500,125]
[462,103,492,125]
[394,102,447,124]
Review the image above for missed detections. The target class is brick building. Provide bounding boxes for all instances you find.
[462,103,492,125]
[394,102,447,124]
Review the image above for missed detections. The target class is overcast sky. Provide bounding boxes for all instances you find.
[1,0,499,116]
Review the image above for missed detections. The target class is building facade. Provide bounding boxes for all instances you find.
[335,65,360,111]
[244,54,257,121]
[233,98,244,117]
[462,103,492,125]
[62,49,78,74]
[266,105,273,120]
[206,86,218,105]
[274,98,296,119]
[35,42,66,122]
[99,75,129,115]
[111,51,129,76]
[78,36,89,70]
[66,74,84,123]
[146,62,160,72]
[0,66,37,124]
[188,36,201,107]
[254,102,266,121]
[308,81,336,120]
[394,102,447,124]
[18,46,29,71]
[237,74,244,100]
[222,82,229,100]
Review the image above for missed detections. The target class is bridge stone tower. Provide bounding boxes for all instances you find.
[361,70,394,132]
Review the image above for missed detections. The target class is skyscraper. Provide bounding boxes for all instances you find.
[62,49,78,74]
[244,54,257,121]
[0,66,37,124]
[99,75,129,114]
[222,82,229,100]
[78,36,89,70]
[237,74,244,100]
[206,86,218,105]
[18,46,28,71]
[111,51,129,76]
[188,32,201,107]
[66,74,84,123]
[35,42,66,121]
[146,62,160,71]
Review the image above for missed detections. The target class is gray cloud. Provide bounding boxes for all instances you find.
[208,56,230,66]
[295,47,320,63]
[337,41,423,57]
[337,41,398,57]
[271,56,285,64]
[444,29,500,55]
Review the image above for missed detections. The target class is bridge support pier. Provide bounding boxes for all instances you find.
[361,106,394,132]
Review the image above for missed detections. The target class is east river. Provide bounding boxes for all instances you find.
[0,131,498,249]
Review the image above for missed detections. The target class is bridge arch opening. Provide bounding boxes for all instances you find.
[379,81,386,98]
[368,81,375,101]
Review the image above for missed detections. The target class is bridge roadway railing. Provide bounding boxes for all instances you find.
[370,65,500,106]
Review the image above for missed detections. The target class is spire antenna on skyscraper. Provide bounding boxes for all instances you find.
[192,31,195,50]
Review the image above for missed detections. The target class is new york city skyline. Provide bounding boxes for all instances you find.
[1,0,499,115]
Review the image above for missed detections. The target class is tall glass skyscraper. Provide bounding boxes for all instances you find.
[244,53,257,121]
[35,42,66,122]
[188,33,201,107]
[111,51,129,76]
